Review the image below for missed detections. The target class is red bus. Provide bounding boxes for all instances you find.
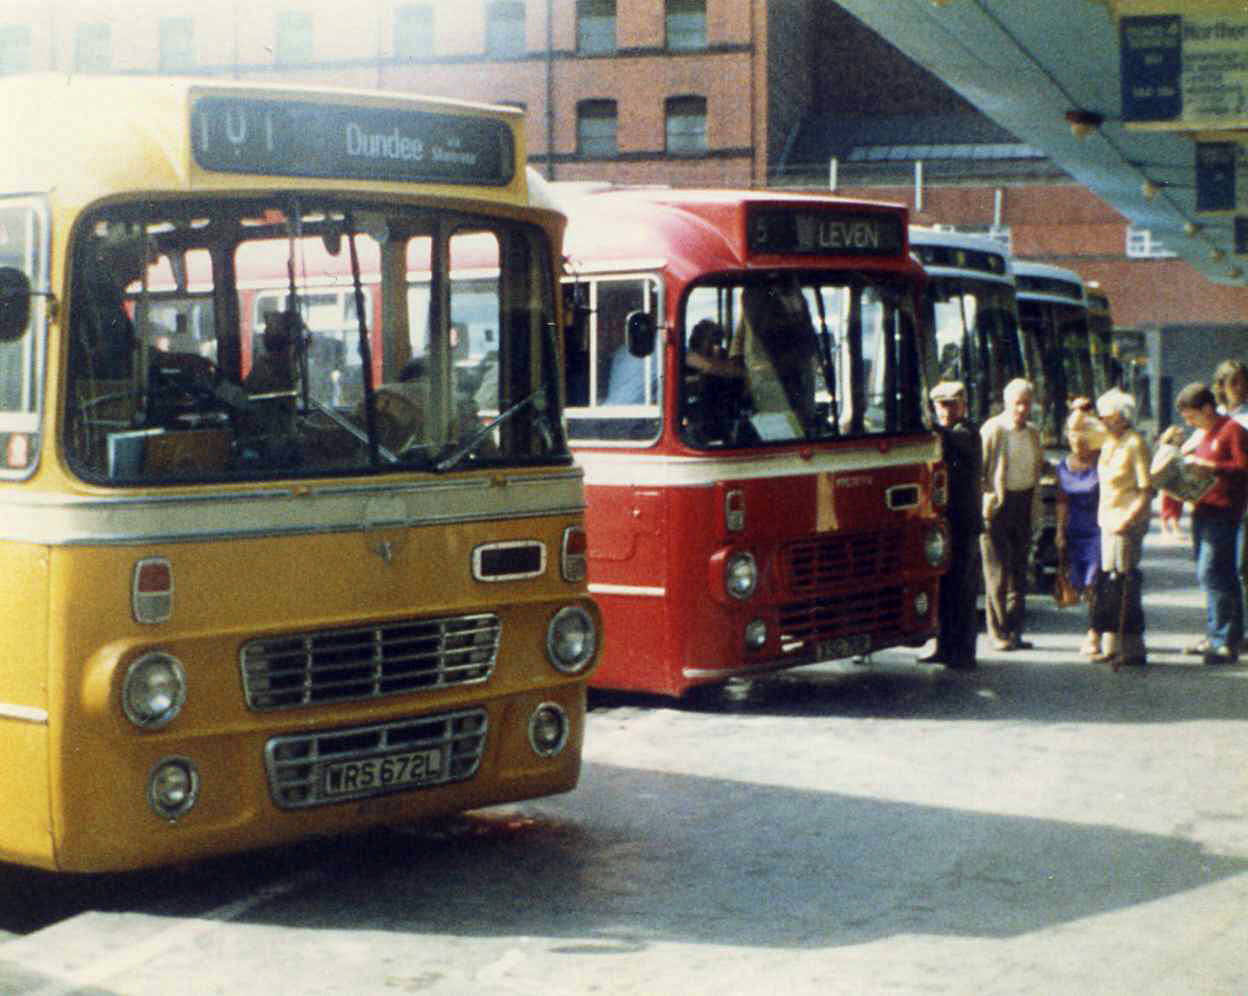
[556,187,949,697]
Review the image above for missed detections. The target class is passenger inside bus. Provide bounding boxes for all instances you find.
[682,318,743,444]
[236,310,300,463]
[71,227,149,381]
[733,280,819,437]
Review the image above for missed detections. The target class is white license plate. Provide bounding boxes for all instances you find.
[322,748,443,798]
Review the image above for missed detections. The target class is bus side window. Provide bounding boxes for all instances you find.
[597,280,655,407]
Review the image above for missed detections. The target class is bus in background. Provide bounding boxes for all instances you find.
[1086,284,1117,399]
[556,186,949,697]
[1013,259,1095,446]
[1012,259,1094,588]
[1113,328,1153,435]
[0,76,598,872]
[909,227,1024,421]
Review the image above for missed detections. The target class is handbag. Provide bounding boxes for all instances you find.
[1053,552,1081,608]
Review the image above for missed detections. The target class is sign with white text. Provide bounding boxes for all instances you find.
[191,95,515,186]
[746,208,905,258]
[1121,10,1248,129]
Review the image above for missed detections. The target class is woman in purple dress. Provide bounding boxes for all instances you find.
[1056,406,1105,656]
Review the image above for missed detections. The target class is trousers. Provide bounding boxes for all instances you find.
[980,489,1032,644]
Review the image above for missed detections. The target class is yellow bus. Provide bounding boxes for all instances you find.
[0,75,598,872]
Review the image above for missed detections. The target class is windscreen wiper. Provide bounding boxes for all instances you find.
[434,385,550,472]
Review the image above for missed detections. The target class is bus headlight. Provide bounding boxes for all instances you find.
[725,552,758,600]
[148,757,199,821]
[122,652,187,729]
[528,702,569,757]
[744,619,768,651]
[546,605,597,674]
[923,525,948,568]
[914,591,930,618]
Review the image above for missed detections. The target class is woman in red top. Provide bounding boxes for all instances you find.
[1177,383,1248,664]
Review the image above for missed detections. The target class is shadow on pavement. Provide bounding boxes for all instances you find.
[225,764,1247,950]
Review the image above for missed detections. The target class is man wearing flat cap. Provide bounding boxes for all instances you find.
[922,380,982,669]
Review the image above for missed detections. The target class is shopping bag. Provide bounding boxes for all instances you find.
[1053,554,1080,608]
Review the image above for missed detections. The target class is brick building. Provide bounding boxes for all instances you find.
[2,0,1245,336]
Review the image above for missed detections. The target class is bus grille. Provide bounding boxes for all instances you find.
[263,708,487,810]
[240,614,500,710]
[783,530,903,593]
[777,586,905,648]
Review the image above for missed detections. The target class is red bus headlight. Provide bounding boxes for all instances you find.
[923,524,949,567]
[725,552,758,600]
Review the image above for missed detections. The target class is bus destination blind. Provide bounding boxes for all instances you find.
[747,208,904,257]
[191,96,515,186]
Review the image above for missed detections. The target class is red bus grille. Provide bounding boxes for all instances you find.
[783,530,903,593]
[777,586,905,648]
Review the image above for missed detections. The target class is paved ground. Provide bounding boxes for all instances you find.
[1,520,1246,995]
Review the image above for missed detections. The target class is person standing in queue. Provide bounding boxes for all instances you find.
[1212,360,1248,633]
[919,381,982,669]
[1177,382,1248,665]
[1090,388,1152,669]
[979,377,1046,651]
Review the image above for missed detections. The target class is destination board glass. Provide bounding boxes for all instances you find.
[191,96,515,186]
[746,207,904,257]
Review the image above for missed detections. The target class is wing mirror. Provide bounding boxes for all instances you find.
[0,267,32,343]
[625,310,656,358]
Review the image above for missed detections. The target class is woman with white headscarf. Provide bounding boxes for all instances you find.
[1092,387,1153,667]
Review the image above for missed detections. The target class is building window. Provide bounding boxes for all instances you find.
[577,100,618,158]
[159,18,195,73]
[395,4,434,59]
[665,96,707,155]
[0,25,31,74]
[666,0,706,51]
[74,22,111,72]
[275,10,313,66]
[577,0,615,55]
[486,1,525,57]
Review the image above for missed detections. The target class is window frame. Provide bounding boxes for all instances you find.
[665,95,708,157]
[576,99,618,159]
[485,0,526,58]
[394,3,435,60]
[158,17,195,73]
[665,0,707,52]
[275,10,313,67]
[564,272,664,447]
[74,22,112,73]
[576,0,616,55]
[0,24,32,74]
[0,195,49,480]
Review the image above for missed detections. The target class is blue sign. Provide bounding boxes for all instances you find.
[1121,15,1183,123]
[1196,143,1237,213]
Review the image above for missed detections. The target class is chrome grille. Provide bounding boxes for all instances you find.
[783,530,903,593]
[264,708,488,809]
[777,586,905,650]
[240,614,500,710]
